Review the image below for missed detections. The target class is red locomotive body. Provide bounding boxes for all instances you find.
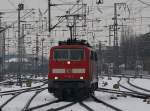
[48,40,98,99]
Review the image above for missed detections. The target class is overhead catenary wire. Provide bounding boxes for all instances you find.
[0,9,35,33]
[49,2,86,31]
[57,0,74,4]
[7,0,16,9]
[136,0,150,6]
[2,0,150,40]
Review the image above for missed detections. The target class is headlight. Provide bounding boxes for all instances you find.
[80,76,84,79]
[72,68,85,73]
[54,76,58,80]
[52,69,65,73]
[67,61,71,64]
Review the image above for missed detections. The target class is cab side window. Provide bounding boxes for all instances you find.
[95,52,98,61]
[90,51,94,60]
[90,51,97,61]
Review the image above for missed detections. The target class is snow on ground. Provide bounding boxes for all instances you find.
[0,82,43,92]
[0,95,12,106]
[3,91,36,111]
[29,89,56,108]
[81,98,114,111]
[119,77,150,94]
[97,76,150,111]
[98,76,128,91]
[62,103,87,111]
[95,91,150,111]
[130,78,150,90]
[0,76,150,111]
[98,76,120,89]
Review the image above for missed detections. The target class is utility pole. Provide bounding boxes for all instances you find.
[113,3,118,49]
[0,13,5,81]
[35,34,39,75]
[114,3,127,74]
[7,29,10,74]
[48,0,51,33]
[73,16,77,39]
[0,13,2,81]
[99,41,102,76]
[41,38,45,75]
[109,25,111,46]
[113,3,127,74]
[21,24,25,73]
[113,3,119,74]
[109,25,114,46]
[17,3,24,86]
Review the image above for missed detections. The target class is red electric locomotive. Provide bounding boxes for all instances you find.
[48,39,98,99]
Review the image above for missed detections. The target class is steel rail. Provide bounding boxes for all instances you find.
[118,78,150,99]
[0,82,47,95]
[0,87,47,96]
[79,102,94,111]
[47,102,77,111]
[128,78,150,93]
[96,88,146,99]
[21,88,46,111]
[0,89,34,111]
[91,95,123,111]
[0,87,47,110]
[25,100,61,111]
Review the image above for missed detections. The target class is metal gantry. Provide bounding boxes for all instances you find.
[41,38,45,74]
[0,12,5,81]
[17,3,24,86]
[113,3,127,74]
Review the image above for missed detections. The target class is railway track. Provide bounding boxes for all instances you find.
[1,77,149,111]
[0,86,47,111]
[0,80,14,86]
[91,95,123,111]
[128,78,150,93]
[22,89,45,111]
[0,80,48,111]
[0,76,47,86]
[1,90,124,111]
[0,87,144,111]
[0,90,24,111]
[0,80,47,96]
[118,77,150,99]
[97,88,147,99]
[24,100,61,111]
[44,95,123,111]
[79,101,95,111]
[46,101,77,111]
[0,86,47,96]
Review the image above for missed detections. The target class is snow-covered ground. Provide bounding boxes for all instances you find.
[99,76,120,89]
[97,76,150,111]
[0,82,43,92]
[3,91,36,111]
[130,78,150,90]
[0,77,150,111]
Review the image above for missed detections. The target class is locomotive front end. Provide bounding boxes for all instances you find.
[48,45,91,98]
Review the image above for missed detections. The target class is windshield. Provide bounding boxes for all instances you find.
[54,48,84,60]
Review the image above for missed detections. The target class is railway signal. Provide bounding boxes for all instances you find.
[96,0,103,4]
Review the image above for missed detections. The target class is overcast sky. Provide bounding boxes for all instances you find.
[1,0,150,32]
